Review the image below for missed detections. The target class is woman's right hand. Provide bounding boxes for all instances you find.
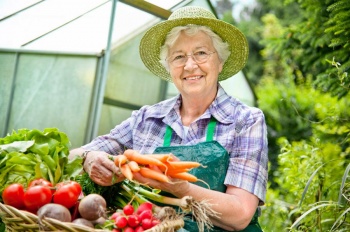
[82,150,124,186]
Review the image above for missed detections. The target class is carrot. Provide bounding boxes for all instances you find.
[148,164,164,174]
[166,168,190,175]
[146,154,174,162]
[139,167,169,182]
[114,154,128,168]
[124,150,167,168]
[120,163,133,181]
[166,161,202,170]
[168,172,198,182]
[128,160,140,172]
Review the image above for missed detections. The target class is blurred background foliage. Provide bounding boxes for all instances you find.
[213,0,349,230]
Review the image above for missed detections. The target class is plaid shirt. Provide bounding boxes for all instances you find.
[83,85,268,202]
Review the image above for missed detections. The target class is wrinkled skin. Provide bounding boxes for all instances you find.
[69,149,123,186]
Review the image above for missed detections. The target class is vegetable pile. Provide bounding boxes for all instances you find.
[2,179,82,214]
[0,128,83,201]
[0,128,220,232]
[116,149,204,183]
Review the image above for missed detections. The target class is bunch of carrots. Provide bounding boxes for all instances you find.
[114,149,203,183]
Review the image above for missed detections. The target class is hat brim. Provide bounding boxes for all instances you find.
[139,17,249,82]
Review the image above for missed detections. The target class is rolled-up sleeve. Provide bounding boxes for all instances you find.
[224,110,268,204]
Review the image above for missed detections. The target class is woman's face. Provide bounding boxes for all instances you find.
[168,31,223,99]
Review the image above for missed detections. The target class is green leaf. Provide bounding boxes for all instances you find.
[331,206,350,231]
[0,141,34,153]
[338,163,350,204]
[290,202,337,229]
[64,156,84,180]
[299,163,326,207]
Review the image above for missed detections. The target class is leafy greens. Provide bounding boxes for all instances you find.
[0,128,83,201]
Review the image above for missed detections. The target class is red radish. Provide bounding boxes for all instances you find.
[123,204,134,215]
[134,226,144,232]
[152,218,160,226]
[136,202,153,215]
[115,216,128,228]
[139,209,153,221]
[112,229,121,232]
[110,211,122,220]
[124,227,135,232]
[141,218,153,230]
[127,214,140,227]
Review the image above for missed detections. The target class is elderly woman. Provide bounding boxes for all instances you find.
[70,6,268,232]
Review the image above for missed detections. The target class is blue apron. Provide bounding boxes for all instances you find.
[153,118,262,231]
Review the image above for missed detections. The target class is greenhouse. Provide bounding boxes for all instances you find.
[0,0,255,148]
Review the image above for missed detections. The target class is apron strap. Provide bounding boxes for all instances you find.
[206,117,217,142]
[163,117,217,146]
[163,125,173,147]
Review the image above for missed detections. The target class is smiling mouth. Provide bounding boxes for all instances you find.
[184,75,202,80]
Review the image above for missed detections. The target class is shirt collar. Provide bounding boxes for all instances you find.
[147,84,236,124]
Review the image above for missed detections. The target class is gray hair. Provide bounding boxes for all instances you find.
[159,25,231,71]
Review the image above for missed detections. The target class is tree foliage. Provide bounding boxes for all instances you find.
[224,0,350,230]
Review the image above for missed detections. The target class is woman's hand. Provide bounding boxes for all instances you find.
[83,151,124,186]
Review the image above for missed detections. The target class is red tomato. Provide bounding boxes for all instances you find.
[28,178,54,194]
[2,183,25,209]
[53,181,82,209]
[23,185,52,212]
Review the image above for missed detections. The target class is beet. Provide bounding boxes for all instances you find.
[78,194,107,221]
[37,203,71,222]
[72,218,94,228]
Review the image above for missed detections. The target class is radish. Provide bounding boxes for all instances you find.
[123,204,134,215]
[115,216,128,228]
[78,194,106,221]
[136,202,153,215]
[134,226,144,232]
[127,214,140,227]
[152,218,160,227]
[139,209,153,221]
[124,227,135,232]
[141,218,153,230]
[110,211,122,220]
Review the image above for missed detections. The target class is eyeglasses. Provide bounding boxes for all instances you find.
[166,50,216,67]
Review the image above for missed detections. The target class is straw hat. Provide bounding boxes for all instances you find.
[139,6,249,82]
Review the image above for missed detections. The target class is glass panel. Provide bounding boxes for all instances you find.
[0,0,108,48]
[25,2,162,52]
[0,0,41,19]
[98,105,133,136]
[7,53,98,148]
[106,32,164,107]
[0,0,186,51]
[0,52,16,136]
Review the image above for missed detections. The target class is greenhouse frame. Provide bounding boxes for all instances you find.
[0,0,256,148]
